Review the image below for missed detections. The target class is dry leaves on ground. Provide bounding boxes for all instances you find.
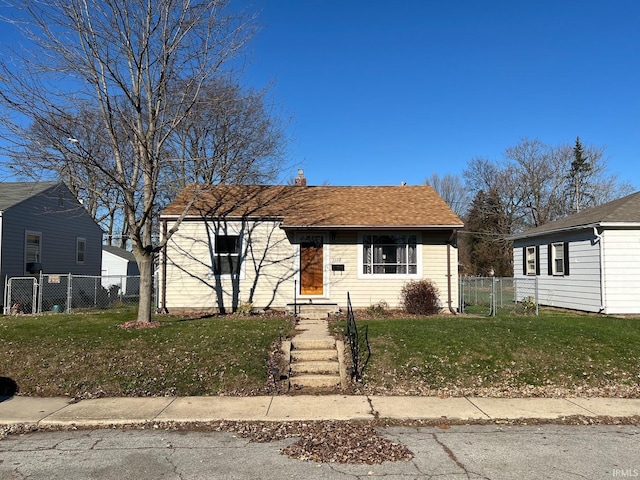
[225,420,414,464]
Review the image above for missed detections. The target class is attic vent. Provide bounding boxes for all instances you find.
[58,191,64,207]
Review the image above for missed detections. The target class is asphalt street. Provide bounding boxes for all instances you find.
[1,424,639,479]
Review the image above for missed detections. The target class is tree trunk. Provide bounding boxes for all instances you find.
[135,251,155,324]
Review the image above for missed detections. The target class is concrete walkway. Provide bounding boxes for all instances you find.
[1,395,639,427]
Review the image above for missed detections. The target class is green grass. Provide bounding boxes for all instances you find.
[4,307,640,398]
[334,309,640,394]
[1,307,290,397]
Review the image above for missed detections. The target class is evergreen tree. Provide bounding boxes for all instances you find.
[568,136,593,212]
[461,189,513,276]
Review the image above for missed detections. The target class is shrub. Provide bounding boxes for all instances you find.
[521,296,537,314]
[400,279,441,315]
[364,300,389,317]
[234,301,254,316]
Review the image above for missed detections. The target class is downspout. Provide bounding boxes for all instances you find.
[593,226,606,313]
[160,220,168,314]
[447,230,458,315]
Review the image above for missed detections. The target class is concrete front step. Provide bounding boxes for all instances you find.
[290,361,340,375]
[289,374,342,389]
[291,349,338,362]
[291,338,336,350]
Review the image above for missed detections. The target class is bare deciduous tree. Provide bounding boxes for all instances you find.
[0,0,283,323]
[424,172,470,218]
[462,137,633,275]
[465,137,633,232]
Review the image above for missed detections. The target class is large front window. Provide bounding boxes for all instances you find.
[214,234,240,275]
[363,235,417,274]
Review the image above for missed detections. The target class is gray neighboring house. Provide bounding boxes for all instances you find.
[0,182,103,284]
[511,191,640,315]
[101,245,140,296]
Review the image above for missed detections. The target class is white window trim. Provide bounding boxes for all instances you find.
[357,232,422,279]
[295,233,329,299]
[25,230,42,275]
[207,223,246,280]
[76,237,86,264]
[552,242,565,276]
[525,246,536,275]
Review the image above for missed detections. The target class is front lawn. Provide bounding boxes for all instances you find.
[3,307,639,398]
[1,307,290,398]
[335,309,640,397]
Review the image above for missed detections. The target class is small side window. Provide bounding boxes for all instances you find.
[525,246,536,275]
[213,234,240,275]
[25,231,42,274]
[550,242,568,276]
[76,237,86,264]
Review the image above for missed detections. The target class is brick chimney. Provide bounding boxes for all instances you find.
[294,169,307,187]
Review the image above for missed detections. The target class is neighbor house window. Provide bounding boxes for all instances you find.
[524,246,539,275]
[548,242,569,276]
[25,231,42,274]
[213,234,240,275]
[76,237,86,264]
[362,234,417,275]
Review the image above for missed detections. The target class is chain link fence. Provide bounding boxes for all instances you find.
[3,273,155,315]
[459,277,538,316]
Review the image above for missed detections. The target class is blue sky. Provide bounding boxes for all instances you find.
[0,1,637,190]
[239,0,640,188]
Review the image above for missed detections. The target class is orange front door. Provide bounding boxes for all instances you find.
[300,237,323,295]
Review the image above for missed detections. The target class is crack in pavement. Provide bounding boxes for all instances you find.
[432,432,491,480]
[366,395,379,419]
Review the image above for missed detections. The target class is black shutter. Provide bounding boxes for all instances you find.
[535,246,540,275]
[547,244,552,275]
[522,247,527,275]
[564,242,570,276]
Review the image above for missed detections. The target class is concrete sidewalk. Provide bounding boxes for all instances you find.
[1,395,640,427]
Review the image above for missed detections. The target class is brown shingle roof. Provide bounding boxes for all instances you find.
[162,184,463,229]
[511,191,640,239]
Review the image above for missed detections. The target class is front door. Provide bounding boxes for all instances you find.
[300,236,324,295]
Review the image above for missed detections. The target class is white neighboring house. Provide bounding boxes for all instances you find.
[101,245,140,296]
[511,191,640,315]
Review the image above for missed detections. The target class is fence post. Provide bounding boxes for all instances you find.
[535,276,539,316]
[66,273,72,313]
[491,277,497,317]
[37,272,43,313]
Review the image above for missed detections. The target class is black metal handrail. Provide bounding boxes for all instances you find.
[346,292,371,381]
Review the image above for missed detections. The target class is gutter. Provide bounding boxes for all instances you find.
[509,221,640,241]
[593,226,607,313]
[160,220,169,313]
[447,230,458,315]
[281,224,465,230]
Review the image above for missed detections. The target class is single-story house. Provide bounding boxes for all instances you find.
[101,245,140,296]
[511,191,640,314]
[0,182,103,313]
[159,172,464,314]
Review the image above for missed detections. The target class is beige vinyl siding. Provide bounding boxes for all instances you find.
[325,231,457,310]
[164,220,297,310]
[164,221,459,311]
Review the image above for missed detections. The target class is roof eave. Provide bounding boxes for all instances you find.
[509,223,600,240]
[510,220,640,241]
[281,224,464,230]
